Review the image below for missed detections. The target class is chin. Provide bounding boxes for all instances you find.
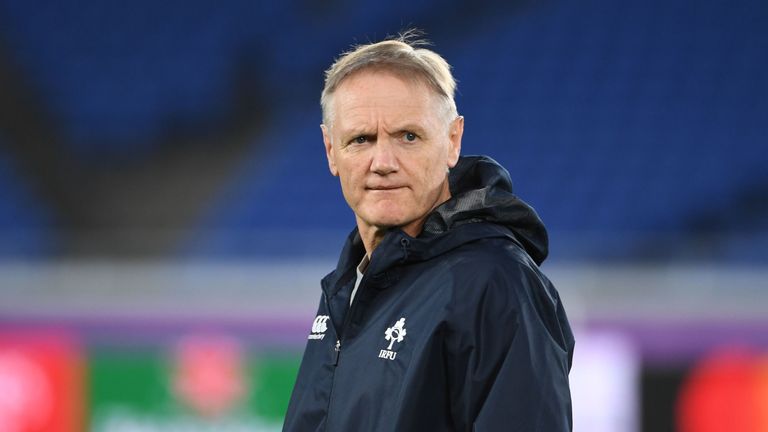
[373,218,409,229]
[364,212,413,230]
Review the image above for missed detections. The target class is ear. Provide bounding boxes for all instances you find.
[447,116,464,168]
[321,124,339,176]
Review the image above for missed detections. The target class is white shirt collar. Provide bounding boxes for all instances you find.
[350,254,370,306]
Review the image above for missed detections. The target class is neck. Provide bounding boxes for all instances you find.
[357,183,452,256]
[357,218,425,257]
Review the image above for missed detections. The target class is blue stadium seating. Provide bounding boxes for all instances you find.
[193,0,767,260]
[0,0,764,260]
[0,142,53,257]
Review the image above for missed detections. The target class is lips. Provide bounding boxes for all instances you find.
[366,185,405,191]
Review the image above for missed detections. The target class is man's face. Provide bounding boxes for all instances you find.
[322,70,463,237]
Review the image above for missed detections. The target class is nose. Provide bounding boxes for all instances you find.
[370,139,399,175]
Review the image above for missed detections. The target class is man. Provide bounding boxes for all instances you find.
[284,33,574,431]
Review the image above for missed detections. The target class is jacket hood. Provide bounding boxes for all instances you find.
[423,155,549,265]
[323,155,549,296]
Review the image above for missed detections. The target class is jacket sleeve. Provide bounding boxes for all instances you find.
[445,260,574,432]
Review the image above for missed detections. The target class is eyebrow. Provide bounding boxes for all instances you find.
[339,126,376,138]
[387,123,428,136]
[340,123,427,136]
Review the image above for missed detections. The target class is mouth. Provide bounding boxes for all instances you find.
[366,185,406,191]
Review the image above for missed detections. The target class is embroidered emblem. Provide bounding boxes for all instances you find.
[308,315,329,340]
[379,317,407,360]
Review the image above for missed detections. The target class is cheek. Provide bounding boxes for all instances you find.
[337,167,364,203]
[424,155,448,185]
[338,174,355,199]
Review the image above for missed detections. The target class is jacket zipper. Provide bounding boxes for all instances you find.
[334,339,341,365]
[323,275,369,430]
[322,290,343,431]
[322,291,342,364]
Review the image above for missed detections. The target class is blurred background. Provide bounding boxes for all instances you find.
[0,0,766,430]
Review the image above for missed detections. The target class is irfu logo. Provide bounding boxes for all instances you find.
[379,317,406,360]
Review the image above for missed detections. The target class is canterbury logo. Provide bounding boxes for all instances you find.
[308,315,330,340]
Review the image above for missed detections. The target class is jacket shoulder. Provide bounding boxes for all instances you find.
[444,235,573,355]
[447,235,540,286]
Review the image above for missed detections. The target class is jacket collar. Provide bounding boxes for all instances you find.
[322,155,549,296]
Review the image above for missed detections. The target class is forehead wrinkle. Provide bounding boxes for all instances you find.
[335,107,379,138]
[331,72,446,137]
[337,102,423,132]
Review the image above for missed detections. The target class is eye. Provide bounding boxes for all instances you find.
[353,136,368,144]
[403,132,418,142]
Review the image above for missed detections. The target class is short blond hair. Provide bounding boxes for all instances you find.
[321,31,458,127]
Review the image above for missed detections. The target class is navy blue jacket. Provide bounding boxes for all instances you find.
[284,156,574,431]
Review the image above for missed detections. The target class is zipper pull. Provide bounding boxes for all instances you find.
[334,339,341,366]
